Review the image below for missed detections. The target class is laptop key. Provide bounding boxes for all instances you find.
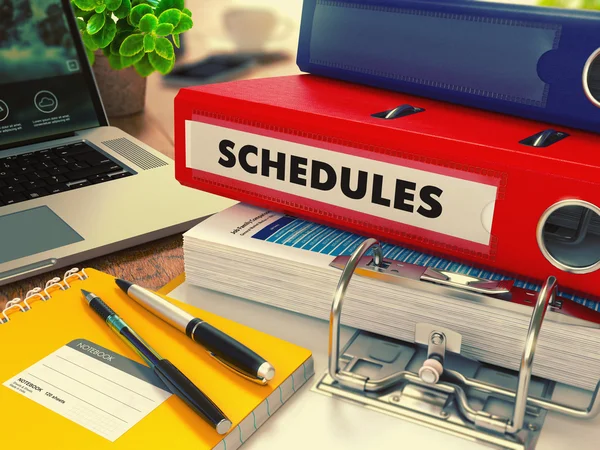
[54,157,74,166]
[15,166,34,175]
[15,152,36,162]
[35,161,56,170]
[75,152,112,166]
[0,170,13,178]
[67,162,90,171]
[16,156,40,166]
[47,166,68,176]
[2,185,24,195]
[0,161,16,170]
[55,145,93,157]
[0,179,5,188]
[1,193,26,205]
[65,162,122,181]
[45,175,68,185]
[25,188,49,199]
[26,170,50,181]
[47,183,70,194]
[90,175,112,184]
[22,180,47,189]
[38,150,54,161]
[109,172,133,180]
[68,180,92,189]
[7,175,27,184]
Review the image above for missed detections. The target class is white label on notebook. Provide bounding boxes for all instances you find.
[3,339,171,442]
[185,120,498,246]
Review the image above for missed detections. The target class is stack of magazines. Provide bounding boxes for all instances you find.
[183,203,600,391]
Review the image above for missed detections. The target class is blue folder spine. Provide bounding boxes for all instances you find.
[297,0,600,132]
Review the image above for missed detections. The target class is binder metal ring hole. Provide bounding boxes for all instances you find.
[536,200,600,274]
[583,47,600,107]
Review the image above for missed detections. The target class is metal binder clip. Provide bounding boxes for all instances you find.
[418,330,448,385]
[315,238,600,449]
[329,245,599,328]
[330,251,514,296]
[420,267,512,294]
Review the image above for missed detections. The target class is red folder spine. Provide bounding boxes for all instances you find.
[174,76,600,299]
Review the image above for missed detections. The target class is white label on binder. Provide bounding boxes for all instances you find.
[3,339,171,442]
[186,120,498,246]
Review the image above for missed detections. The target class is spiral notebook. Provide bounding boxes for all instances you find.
[0,268,314,449]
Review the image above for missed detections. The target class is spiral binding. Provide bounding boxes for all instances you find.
[1,268,89,325]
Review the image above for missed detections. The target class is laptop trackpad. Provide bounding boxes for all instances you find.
[0,206,84,264]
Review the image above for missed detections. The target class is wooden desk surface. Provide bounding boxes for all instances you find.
[0,0,302,308]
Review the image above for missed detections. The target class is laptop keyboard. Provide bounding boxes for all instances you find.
[0,142,133,207]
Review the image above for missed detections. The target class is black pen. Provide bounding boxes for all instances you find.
[81,289,232,435]
[115,279,276,384]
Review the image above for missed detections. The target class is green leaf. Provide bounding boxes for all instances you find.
[76,18,86,31]
[90,19,117,48]
[158,9,181,26]
[108,53,125,70]
[182,8,192,17]
[110,31,129,55]
[121,50,146,68]
[114,0,131,19]
[155,0,185,16]
[149,50,174,75]
[139,14,158,33]
[134,54,155,77]
[73,4,94,19]
[73,0,97,11]
[85,46,96,66]
[116,18,134,32]
[143,34,155,52]
[119,34,144,56]
[86,13,106,35]
[154,37,174,60]
[172,33,180,48]
[106,0,122,11]
[173,13,192,34]
[102,46,112,57]
[95,4,106,13]
[81,31,100,51]
[155,23,174,36]
[130,4,153,26]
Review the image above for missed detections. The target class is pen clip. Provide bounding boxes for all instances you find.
[209,352,268,386]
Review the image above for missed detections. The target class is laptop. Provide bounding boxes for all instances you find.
[0,0,235,287]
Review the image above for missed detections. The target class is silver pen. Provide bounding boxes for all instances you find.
[116,279,276,384]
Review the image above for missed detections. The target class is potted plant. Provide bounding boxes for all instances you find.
[71,0,193,117]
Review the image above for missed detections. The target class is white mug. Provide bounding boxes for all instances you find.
[223,8,294,51]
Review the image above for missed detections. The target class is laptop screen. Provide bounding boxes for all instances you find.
[0,0,106,150]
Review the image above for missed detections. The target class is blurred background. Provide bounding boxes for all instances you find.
[182,0,304,57]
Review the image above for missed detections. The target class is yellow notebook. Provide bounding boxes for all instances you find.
[0,268,313,449]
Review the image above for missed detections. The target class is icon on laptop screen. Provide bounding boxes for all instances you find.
[0,100,8,122]
[34,91,58,114]
[66,60,79,72]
